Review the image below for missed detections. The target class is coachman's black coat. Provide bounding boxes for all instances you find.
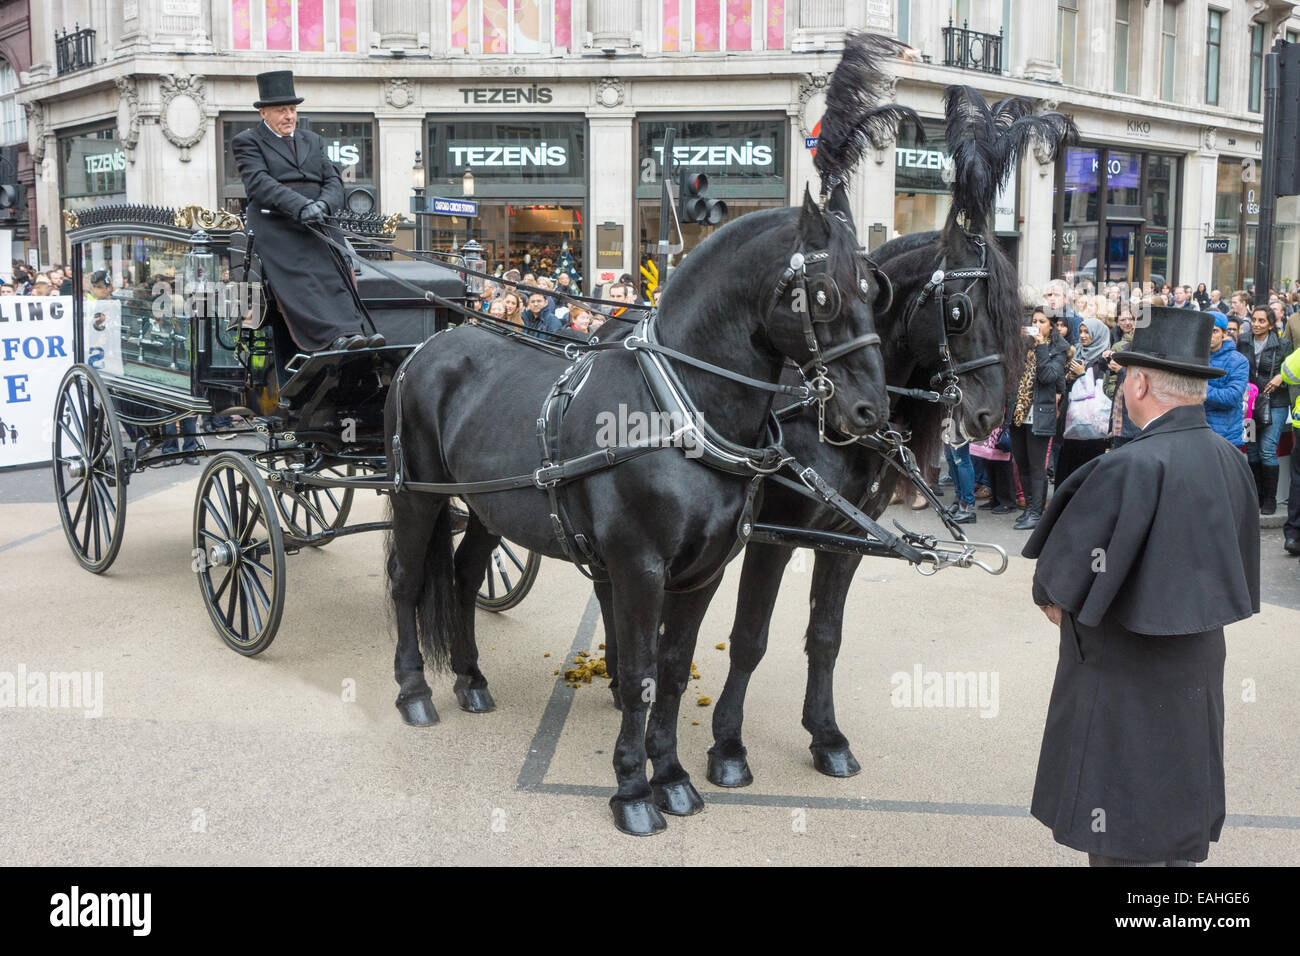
[231,122,367,350]
[1022,403,1260,862]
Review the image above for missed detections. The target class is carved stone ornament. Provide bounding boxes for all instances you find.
[174,204,244,231]
[596,76,624,108]
[115,76,141,163]
[385,77,414,109]
[797,72,830,138]
[62,209,80,230]
[24,101,47,164]
[160,74,207,162]
[1033,100,1062,168]
[1202,126,1218,152]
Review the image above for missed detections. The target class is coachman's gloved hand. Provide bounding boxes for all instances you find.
[298,201,327,224]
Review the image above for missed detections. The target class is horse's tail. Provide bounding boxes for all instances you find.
[384,497,460,674]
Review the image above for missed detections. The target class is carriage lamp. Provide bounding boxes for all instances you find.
[461,238,485,298]
[462,168,475,197]
[183,228,217,364]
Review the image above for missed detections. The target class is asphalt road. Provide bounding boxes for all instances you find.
[2,465,1297,865]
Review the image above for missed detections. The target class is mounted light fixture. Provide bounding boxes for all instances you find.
[412,150,425,191]
[462,168,475,197]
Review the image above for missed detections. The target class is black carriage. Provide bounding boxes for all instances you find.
[53,203,539,654]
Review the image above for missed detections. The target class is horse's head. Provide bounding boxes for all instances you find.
[760,187,890,438]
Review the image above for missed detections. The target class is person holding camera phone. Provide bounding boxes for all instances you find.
[1243,306,1289,515]
[1008,307,1069,530]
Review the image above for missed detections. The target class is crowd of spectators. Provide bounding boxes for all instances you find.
[470,268,652,340]
[918,279,1300,534]
[2,260,77,298]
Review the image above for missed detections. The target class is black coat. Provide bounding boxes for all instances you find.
[1021,404,1259,861]
[1238,330,1290,409]
[1011,339,1069,437]
[231,122,367,351]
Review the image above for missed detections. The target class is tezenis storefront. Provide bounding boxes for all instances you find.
[425,117,586,286]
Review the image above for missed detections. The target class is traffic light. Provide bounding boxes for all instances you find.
[0,146,21,215]
[678,169,727,225]
[1275,41,1300,196]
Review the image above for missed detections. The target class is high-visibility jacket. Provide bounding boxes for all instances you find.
[1280,345,1300,426]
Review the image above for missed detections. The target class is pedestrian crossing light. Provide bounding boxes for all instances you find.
[678,169,727,226]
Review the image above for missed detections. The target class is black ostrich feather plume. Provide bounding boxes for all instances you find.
[813,32,922,197]
[943,85,1078,233]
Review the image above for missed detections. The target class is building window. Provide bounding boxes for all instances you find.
[1160,2,1178,101]
[481,0,573,53]
[1057,1,1077,85]
[0,61,25,146]
[1114,0,1130,93]
[897,0,909,44]
[662,0,783,52]
[230,0,358,52]
[1206,9,1221,106]
[1249,23,1265,113]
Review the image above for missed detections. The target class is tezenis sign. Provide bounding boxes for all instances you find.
[459,86,554,104]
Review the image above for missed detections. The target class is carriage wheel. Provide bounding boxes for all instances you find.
[449,500,541,612]
[51,364,128,574]
[194,452,286,656]
[270,461,355,546]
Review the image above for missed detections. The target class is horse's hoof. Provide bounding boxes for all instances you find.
[609,797,668,836]
[609,685,623,711]
[652,779,706,816]
[455,684,495,714]
[396,696,439,726]
[706,751,753,788]
[811,745,861,778]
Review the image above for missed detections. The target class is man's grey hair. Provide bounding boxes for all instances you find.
[1140,367,1208,404]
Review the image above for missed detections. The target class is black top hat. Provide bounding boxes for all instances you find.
[1112,306,1226,379]
[254,71,303,108]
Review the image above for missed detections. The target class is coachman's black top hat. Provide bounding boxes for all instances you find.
[1112,306,1226,379]
[254,71,303,108]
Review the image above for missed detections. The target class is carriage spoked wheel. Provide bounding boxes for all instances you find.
[448,499,541,612]
[52,364,128,574]
[268,459,355,547]
[194,452,286,655]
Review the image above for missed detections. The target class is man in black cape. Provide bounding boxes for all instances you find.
[231,71,380,353]
[1022,306,1259,866]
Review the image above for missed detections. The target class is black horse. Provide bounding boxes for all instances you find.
[384,182,900,834]
[605,88,1077,787]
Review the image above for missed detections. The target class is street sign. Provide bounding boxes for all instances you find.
[1205,237,1231,254]
[430,197,479,217]
[804,137,818,149]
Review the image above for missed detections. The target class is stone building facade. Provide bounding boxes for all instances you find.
[15,0,1300,295]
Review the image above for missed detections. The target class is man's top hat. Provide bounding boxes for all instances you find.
[254,71,303,108]
[1112,306,1226,379]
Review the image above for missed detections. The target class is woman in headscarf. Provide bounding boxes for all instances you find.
[1055,316,1113,486]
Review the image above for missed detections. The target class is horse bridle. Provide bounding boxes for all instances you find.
[902,233,1002,421]
[768,222,889,440]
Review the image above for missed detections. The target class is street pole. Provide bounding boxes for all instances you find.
[656,127,676,289]
[1255,40,1283,300]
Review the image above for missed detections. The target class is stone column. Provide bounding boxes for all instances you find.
[1021,128,1059,298]
[1189,132,1220,290]
[586,111,634,286]
[374,0,429,49]
[588,0,639,49]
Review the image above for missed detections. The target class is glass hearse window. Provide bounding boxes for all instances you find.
[80,235,234,390]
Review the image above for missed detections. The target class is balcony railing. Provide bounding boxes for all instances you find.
[56,25,96,76]
[942,18,1003,75]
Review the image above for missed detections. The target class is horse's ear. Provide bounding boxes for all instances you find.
[798,184,830,247]
[825,183,856,232]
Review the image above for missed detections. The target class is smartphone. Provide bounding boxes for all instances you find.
[1022,326,1036,336]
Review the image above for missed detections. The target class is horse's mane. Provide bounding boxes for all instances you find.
[814,32,922,197]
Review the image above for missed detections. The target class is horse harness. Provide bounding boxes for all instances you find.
[900,233,1002,414]
[385,229,928,573]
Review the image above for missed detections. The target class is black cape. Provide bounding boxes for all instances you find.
[1021,403,1259,861]
[231,123,368,351]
